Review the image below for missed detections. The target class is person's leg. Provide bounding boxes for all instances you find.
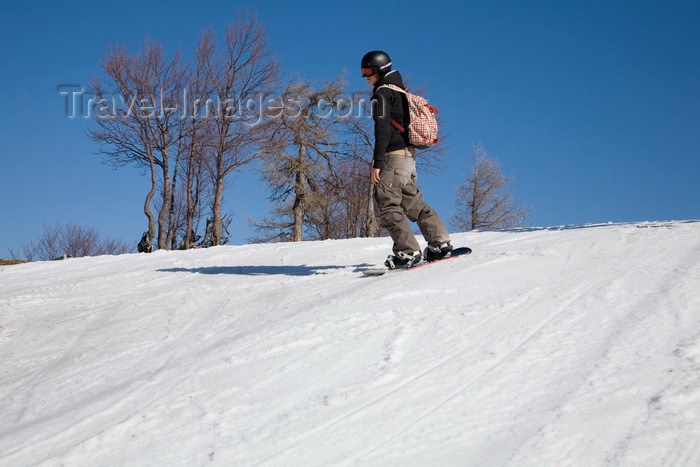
[399,149,450,246]
[374,155,421,254]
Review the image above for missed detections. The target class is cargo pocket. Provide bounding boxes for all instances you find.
[392,167,412,188]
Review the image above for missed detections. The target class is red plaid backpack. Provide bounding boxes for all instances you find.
[377,84,439,149]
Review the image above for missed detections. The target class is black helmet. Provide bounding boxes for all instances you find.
[361,50,392,77]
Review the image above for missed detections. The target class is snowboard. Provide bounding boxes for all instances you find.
[362,247,472,276]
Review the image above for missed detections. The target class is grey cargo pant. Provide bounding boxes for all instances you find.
[374,148,450,254]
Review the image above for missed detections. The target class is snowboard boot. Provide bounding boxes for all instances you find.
[424,242,453,262]
[385,250,422,270]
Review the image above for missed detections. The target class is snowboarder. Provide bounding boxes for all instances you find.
[362,50,452,269]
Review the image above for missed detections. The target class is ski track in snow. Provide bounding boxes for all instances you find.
[1,221,700,466]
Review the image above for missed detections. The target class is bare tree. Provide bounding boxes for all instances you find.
[12,223,130,261]
[452,143,529,231]
[90,11,278,249]
[307,155,375,240]
[248,201,295,243]
[253,74,346,242]
[196,11,279,246]
[62,224,102,257]
[15,223,63,261]
[177,43,214,249]
[89,38,184,250]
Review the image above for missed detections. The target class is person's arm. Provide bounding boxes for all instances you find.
[371,167,381,184]
[372,90,392,170]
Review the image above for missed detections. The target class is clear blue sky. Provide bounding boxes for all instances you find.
[1,0,699,257]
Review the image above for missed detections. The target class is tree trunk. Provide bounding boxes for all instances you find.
[157,154,171,250]
[211,178,224,246]
[211,149,226,246]
[168,148,183,250]
[292,144,306,242]
[183,151,196,249]
[145,152,158,241]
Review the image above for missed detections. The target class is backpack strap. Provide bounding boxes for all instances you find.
[376,83,407,94]
[375,84,408,133]
[376,84,440,114]
[390,119,405,132]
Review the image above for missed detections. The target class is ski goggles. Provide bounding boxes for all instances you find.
[361,67,376,77]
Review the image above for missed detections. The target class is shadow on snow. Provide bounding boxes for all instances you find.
[158,264,372,277]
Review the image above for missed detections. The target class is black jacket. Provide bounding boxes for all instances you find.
[371,70,410,169]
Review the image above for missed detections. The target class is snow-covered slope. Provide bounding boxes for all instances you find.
[2,221,700,466]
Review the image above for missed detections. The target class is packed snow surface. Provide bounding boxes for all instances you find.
[2,221,700,466]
